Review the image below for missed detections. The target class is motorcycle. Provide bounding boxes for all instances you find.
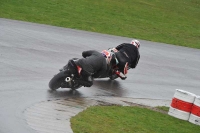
[48,50,128,90]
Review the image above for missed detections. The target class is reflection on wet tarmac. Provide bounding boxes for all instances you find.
[46,79,127,98]
[47,89,83,98]
[93,79,127,97]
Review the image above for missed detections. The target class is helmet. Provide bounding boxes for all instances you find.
[131,39,140,49]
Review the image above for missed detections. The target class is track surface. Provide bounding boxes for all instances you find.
[0,18,200,133]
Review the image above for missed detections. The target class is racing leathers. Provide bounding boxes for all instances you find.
[112,43,140,79]
[74,50,109,87]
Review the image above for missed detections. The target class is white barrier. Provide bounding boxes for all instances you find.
[168,89,196,120]
[168,106,191,120]
[189,96,200,125]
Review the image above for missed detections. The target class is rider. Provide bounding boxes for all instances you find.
[64,50,112,87]
[109,39,140,80]
[64,39,140,87]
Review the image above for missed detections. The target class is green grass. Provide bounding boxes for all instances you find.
[71,106,200,133]
[156,106,170,112]
[0,0,200,48]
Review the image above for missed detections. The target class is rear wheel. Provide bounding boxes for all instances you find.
[49,71,67,90]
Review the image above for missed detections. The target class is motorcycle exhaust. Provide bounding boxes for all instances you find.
[65,77,71,82]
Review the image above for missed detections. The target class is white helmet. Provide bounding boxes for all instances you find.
[131,39,140,49]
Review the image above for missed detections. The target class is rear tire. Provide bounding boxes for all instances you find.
[49,71,67,90]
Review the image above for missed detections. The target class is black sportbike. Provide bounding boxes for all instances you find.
[48,49,129,90]
[48,58,120,90]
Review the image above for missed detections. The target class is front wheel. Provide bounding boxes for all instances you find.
[49,71,67,90]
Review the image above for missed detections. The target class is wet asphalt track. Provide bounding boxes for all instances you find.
[0,18,200,133]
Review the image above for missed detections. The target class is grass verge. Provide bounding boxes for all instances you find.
[71,105,200,133]
[0,0,199,48]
